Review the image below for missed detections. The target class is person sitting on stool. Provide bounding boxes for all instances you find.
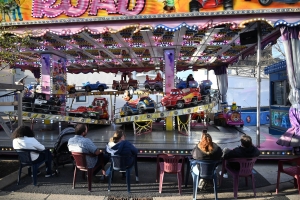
[12,125,56,177]
[221,134,260,178]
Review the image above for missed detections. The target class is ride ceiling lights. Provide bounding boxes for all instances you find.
[7,19,281,74]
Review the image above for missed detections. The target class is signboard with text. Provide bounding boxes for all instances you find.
[1,0,299,23]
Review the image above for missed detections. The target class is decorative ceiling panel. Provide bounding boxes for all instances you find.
[7,18,288,73]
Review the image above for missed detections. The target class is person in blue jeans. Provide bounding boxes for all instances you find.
[12,125,55,177]
[68,123,109,183]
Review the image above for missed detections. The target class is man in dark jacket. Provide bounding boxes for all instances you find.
[221,134,260,178]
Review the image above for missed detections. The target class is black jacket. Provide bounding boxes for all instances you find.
[224,145,260,160]
[224,145,260,170]
[192,143,222,160]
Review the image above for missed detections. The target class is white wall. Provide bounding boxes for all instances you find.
[227,75,269,108]
[194,70,269,108]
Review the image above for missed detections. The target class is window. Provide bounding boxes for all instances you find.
[271,80,289,106]
[76,96,86,102]
[204,70,207,75]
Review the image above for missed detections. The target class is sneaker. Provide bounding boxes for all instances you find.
[198,179,207,190]
[219,171,228,178]
[31,170,42,177]
[45,172,56,178]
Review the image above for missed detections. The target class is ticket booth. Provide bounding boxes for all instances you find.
[264,60,291,135]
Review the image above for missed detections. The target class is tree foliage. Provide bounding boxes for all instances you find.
[0,25,30,66]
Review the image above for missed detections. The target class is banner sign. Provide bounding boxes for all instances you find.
[1,0,299,23]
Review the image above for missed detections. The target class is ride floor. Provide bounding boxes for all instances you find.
[0,120,293,158]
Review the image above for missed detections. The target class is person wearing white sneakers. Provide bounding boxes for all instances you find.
[12,125,56,178]
[221,134,260,178]
[191,129,222,190]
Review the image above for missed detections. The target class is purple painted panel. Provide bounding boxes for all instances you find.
[164,49,175,95]
[41,54,51,94]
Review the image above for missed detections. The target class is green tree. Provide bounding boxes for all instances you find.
[0,25,30,67]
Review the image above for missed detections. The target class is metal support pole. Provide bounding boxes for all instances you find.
[188,114,191,135]
[163,49,175,131]
[207,66,209,80]
[113,93,117,121]
[110,94,113,121]
[58,121,61,135]
[17,92,23,127]
[256,22,261,148]
[133,122,136,135]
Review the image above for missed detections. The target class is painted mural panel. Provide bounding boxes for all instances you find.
[164,49,175,95]
[0,0,299,23]
[270,109,291,129]
[51,55,67,95]
[41,54,51,94]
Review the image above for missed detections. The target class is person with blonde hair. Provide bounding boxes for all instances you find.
[106,129,125,156]
[191,129,222,190]
[106,129,138,178]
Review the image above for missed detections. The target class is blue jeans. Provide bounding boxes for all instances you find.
[32,149,53,174]
[93,153,109,176]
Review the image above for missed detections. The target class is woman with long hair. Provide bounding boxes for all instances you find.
[191,129,222,190]
[12,125,56,177]
[192,130,222,160]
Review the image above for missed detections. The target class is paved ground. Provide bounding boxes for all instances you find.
[0,157,299,199]
[0,125,299,199]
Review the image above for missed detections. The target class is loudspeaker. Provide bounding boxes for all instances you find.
[240,30,258,45]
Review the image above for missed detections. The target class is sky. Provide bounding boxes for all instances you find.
[176,69,193,79]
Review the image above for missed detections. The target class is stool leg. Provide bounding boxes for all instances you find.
[73,167,77,189]
[87,169,92,192]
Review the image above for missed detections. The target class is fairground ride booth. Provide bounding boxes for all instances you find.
[264,60,291,135]
[1,0,300,144]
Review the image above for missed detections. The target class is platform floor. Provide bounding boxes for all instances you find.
[0,120,293,158]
